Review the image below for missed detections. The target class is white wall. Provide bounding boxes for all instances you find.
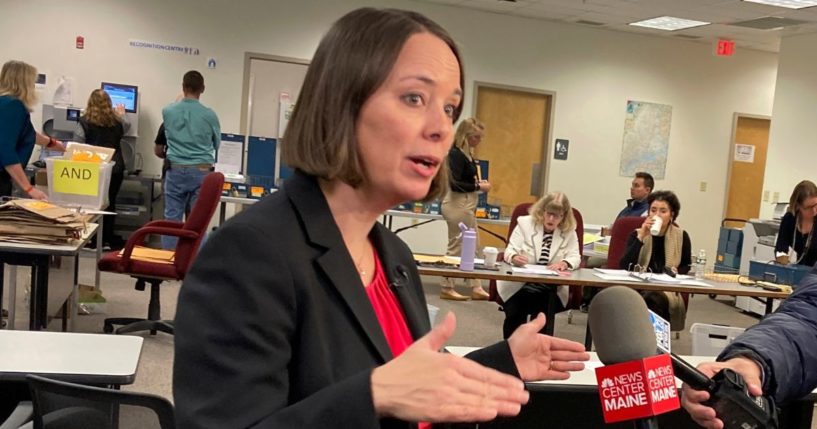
[761,32,817,219]
[2,0,779,257]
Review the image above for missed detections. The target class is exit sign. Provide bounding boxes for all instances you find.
[716,39,735,57]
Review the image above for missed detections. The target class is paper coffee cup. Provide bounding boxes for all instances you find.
[483,246,499,268]
[650,215,663,236]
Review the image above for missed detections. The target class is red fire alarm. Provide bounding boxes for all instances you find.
[715,39,735,57]
[76,36,84,49]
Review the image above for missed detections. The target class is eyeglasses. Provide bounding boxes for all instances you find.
[627,263,653,275]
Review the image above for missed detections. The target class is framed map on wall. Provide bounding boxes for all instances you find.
[619,100,673,180]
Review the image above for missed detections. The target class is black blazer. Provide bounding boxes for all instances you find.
[173,170,517,429]
[447,147,479,193]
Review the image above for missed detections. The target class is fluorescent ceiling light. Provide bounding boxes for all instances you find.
[629,16,710,31]
[742,0,817,9]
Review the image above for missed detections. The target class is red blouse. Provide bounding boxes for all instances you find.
[365,251,431,429]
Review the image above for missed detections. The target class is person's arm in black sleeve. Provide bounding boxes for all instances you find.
[619,230,642,270]
[718,272,817,402]
[173,222,380,429]
[465,342,521,378]
[154,123,166,159]
[448,149,478,193]
[775,212,794,254]
[678,231,692,275]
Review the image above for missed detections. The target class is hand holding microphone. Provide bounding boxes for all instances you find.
[589,286,778,429]
[680,357,764,429]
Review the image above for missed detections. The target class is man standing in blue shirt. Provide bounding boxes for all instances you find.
[616,171,653,219]
[161,70,220,249]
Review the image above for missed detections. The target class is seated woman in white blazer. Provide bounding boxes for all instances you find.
[498,192,581,339]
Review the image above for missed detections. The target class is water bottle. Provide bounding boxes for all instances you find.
[695,249,707,280]
[458,222,476,272]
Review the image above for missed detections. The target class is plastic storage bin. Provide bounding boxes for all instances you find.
[45,158,114,210]
[749,260,811,286]
[689,323,745,356]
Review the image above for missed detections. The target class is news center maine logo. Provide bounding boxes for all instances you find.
[595,355,680,423]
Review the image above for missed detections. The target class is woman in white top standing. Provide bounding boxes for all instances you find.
[497,192,581,339]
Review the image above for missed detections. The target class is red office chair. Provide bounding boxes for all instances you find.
[488,204,585,314]
[606,216,645,269]
[98,172,224,335]
[606,215,690,332]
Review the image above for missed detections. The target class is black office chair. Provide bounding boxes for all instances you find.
[17,374,174,429]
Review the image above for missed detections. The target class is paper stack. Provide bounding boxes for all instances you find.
[0,199,87,245]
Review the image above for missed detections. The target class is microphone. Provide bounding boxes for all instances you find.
[589,287,679,428]
[590,286,779,429]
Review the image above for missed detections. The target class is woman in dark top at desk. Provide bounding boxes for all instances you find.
[775,180,817,267]
[173,8,588,429]
[74,89,130,249]
[620,190,692,328]
[439,117,491,300]
[0,60,65,200]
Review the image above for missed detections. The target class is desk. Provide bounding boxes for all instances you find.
[0,330,143,421]
[0,330,142,385]
[419,266,789,345]
[218,195,259,225]
[446,347,815,429]
[0,224,98,331]
[383,209,511,241]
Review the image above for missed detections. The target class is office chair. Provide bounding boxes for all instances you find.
[606,215,691,334]
[21,374,174,429]
[98,172,224,335]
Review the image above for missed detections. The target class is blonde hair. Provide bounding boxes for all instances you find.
[82,89,119,127]
[788,180,817,215]
[452,117,485,152]
[0,60,38,110]
[529,192,576,232]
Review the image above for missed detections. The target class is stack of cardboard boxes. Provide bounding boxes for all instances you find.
[715,227,743,274]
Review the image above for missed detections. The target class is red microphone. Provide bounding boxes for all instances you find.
[595,353,680,424]
[589,287,680,428]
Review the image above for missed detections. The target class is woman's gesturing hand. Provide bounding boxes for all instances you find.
[507,313,589,381]
[371,312,530,422]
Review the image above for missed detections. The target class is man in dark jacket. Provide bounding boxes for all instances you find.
[681,263,817,428]
[616,171,654,219]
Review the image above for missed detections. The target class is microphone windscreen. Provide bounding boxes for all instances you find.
[589,286,657,364]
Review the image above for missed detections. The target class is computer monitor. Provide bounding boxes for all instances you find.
[101,82,138,113]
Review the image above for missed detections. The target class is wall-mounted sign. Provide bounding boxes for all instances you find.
[554,139,569,160]
[129,39,200,56]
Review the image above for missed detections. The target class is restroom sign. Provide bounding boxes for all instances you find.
[53,160,100,196]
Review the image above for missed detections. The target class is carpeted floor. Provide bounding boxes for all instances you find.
[3,254,814,427]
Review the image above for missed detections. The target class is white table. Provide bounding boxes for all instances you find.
[0,330,142,385]
[382,209,511,241]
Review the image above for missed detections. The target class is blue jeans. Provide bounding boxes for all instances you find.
[162,167,208,249]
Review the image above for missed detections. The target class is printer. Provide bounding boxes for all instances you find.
[739,219,780,275]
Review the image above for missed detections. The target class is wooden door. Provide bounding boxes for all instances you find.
[474,86,551,247]
[724,116,771,228]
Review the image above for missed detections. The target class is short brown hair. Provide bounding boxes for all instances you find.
[788,180,817,215]
[635,171,654,192]
[282,8,464,201]
[182,70,205,94]
[529,192,576,232]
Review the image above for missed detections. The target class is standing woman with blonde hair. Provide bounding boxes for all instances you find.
[73,89,130,248]
[439,117,491,300]
[0,60,65,199]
